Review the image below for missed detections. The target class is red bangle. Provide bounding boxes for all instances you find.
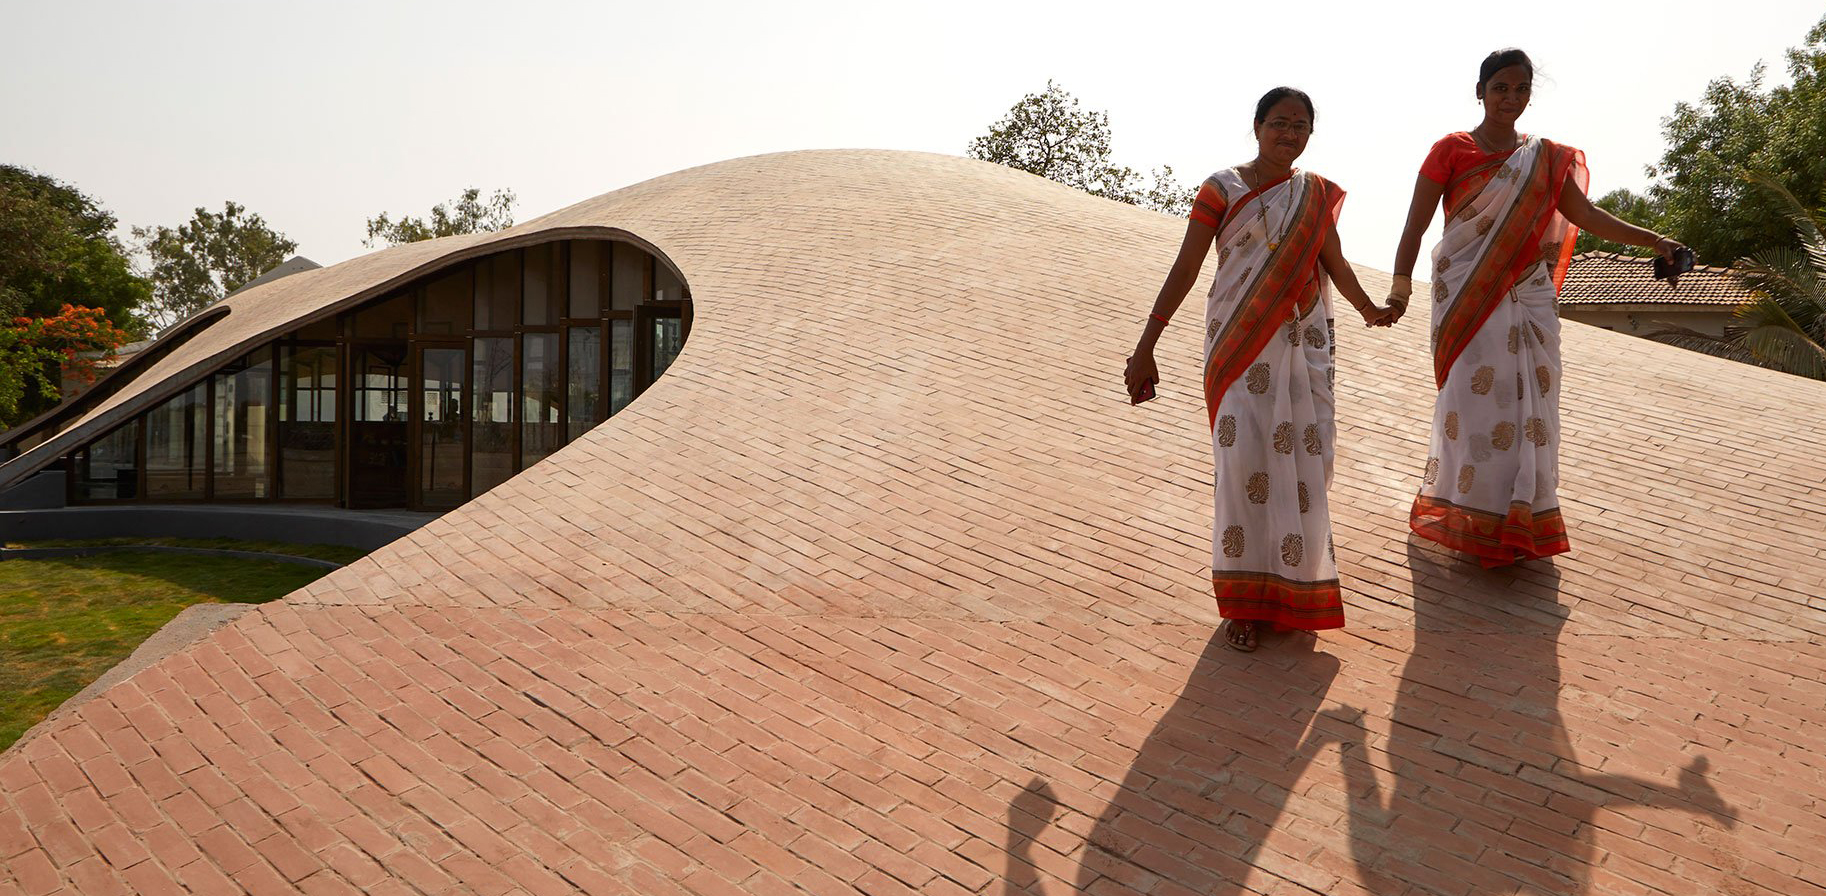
[1149,313,1170,327]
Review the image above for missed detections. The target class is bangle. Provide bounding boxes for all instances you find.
[1149,312,1170,327]
[1390,274,1414,298]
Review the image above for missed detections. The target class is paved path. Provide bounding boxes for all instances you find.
[3,152,1822,895]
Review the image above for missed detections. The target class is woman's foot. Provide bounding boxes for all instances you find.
[1221,619,1259,652]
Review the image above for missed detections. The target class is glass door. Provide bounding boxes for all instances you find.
[415,344,468,509]
[347,343,408,508]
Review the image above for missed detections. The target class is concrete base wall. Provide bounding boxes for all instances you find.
[0,505,437,551]
[0,471,64,510]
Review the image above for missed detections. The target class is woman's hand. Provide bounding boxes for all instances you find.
[1125,350,1159,404]
[1653,236,1689,263]
[1357,303,1400,328]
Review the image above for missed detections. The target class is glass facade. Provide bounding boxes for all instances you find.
[145,384,206,499]
[211,348,273,499]
[278,345,336,499]
[64,238,688,509]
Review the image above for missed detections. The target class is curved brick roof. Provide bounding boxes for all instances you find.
[3,151,1824,895]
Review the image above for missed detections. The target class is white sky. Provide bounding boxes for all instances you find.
[4,1,1819,273]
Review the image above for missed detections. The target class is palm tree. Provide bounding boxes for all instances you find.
[1647,173,1826,380]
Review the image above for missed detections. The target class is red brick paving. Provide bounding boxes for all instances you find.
[3,151,1825,894]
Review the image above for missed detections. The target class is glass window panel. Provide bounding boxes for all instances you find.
[145,383,205,499]
[279,345,337,499]
[355,290,413,340]
[609,319,633,415]
[348,346,408,507]
[212,347,273,499]
[566,327,600,442]
[474,253,520,331]
[650,316,684,383]
[419,347,467,506]
[471,337,515,496]
[520,334,560,469]
[74,422,138,501]
[353,347,407,423]
[417,267,470,336]
[523,243,561,326]
[610,242,645,311]
[654,262,685,303]
[568,241,603,318]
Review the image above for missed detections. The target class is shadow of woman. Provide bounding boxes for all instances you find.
[1310,538,1738,895]
[1004,628,1344,895]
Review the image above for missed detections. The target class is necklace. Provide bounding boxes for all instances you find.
[1244,164,1296,252]
[1471,125,1522,155]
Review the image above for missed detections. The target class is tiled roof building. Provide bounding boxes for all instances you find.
[1,151,1823,895]
[1558,250,1753,338]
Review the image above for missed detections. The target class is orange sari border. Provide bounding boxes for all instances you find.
[1409,495,1570,567]
[1213,571,1344,630]
[1431,140,1585,389]
[1203,174,1345,427]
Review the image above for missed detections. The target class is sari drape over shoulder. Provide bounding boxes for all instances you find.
[1198,169,1347,630]
[1410,135,1588,566]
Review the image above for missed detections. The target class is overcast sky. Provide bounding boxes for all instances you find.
[4,1,1819,275]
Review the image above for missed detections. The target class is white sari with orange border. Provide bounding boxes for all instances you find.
[1412,136,1588,567]
[1197,168,1347,630]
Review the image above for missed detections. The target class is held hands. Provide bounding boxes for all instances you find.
[1357,303,1400,327]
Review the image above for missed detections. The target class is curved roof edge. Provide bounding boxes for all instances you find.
[0,225,686,493]
[0,305,231,455]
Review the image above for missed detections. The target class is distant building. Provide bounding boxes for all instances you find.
[1558,251,1752,337]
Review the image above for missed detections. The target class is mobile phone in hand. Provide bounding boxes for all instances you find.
[1652,247,1695,281]
[1132,380,1157,405]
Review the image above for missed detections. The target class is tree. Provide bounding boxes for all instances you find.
[0,166,150,336]
[0,304,130,427]
[1646,174,1826,381]
[364,187,517,248]
[1579,15,1826,264]
[133,202,298,332]
[969,81,1191,216]
[1574,189,1660,256]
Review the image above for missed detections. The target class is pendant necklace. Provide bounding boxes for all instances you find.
[1248,164,1296,253]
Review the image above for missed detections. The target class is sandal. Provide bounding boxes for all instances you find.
[1220,619,1258,652]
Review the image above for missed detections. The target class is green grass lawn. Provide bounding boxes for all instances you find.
[0,544,352,752]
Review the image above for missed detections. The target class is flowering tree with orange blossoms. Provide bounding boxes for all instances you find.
[0,304,129,428]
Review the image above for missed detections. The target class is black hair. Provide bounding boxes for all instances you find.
[1254,87,1316,130]
[1478,48,1534,95]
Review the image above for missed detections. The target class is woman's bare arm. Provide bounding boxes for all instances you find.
[1393,174,1447,278]
[1558,178,1681,259]
[1320,229,1396,327]
[1125,218,1216,402]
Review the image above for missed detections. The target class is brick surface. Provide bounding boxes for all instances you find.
[1,151,1823,895]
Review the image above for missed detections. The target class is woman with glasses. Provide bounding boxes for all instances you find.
[1125,87,1400,651]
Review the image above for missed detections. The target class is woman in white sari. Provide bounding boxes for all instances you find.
[1388,49,1688,567]
[1126,88,1399,651]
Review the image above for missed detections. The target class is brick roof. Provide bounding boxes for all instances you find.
[2,151,1824,895]
[1559,250,1756,306]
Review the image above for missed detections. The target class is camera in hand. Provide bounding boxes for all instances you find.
[1652,246,1695,282]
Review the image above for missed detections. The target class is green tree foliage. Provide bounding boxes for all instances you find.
[969,81,1192,216]
[364,187,517,248]
[133,202,298,332]
[1647,174,1826,380]
[1576,15,1826,264]
[0,166,150,336]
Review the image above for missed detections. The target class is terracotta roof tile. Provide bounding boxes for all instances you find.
[2,151,1823,895]
[1559,250,1755,306]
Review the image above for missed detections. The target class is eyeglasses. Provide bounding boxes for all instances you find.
[1263,119,1311,134]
